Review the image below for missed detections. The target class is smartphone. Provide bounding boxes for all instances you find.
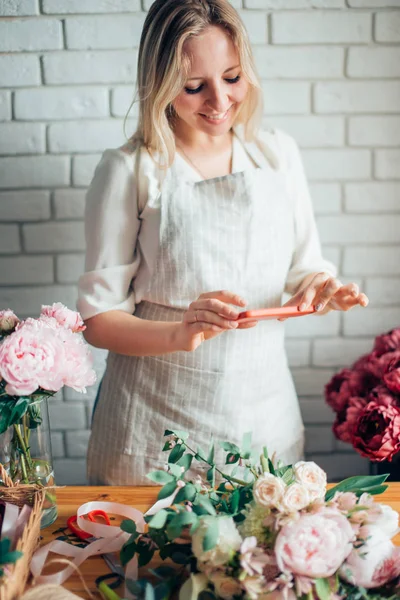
[237,306,316,323]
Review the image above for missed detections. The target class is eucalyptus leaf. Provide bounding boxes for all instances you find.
[241,432,252,459]
[120,519,138,535]
[195,446,207,461]
[9,397,29,426]
[157,480,178,501]
[225,452,240,465]
[0,403,13,434]
[148,509,169,530]
[219,441,240,454]
[166,511,199,539]
[206,465,215,487]
[202,518,219,551]
[207,441,215,464]
[168,443,186,464]
[175,483,197,503]
[196,495,216,516]
[176,453,193,473]
[120,540,137,566]
[147,470,176,485]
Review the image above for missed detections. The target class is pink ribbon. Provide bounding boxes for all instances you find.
[30,485,184,599]
[0,501,32,549]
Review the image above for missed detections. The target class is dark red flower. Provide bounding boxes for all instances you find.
[325,369,352,413]
[373,328,400,357]
[333,396,368,443]
[352,401,400,462]
[383,354,400,394]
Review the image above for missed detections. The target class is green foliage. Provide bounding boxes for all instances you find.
[315,578,332,600]
[325,475,389,502]
[0,538,23,577]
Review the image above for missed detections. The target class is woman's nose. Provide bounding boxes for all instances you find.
[205,83,230,113]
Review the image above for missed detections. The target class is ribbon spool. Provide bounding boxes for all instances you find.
[21,584,82,600]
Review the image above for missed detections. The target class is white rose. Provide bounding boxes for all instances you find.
[253,473,286,508]
[340,525,400,588]
[210,574,243,600]
[373,504,399,538]
[293,461,327,501]
[281,483,311,512]
[191,516,242,566]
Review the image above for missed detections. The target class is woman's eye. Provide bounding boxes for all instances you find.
[185,84,204,95]
[225,75,241,84]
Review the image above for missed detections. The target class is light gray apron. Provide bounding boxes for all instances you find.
[87,138,304,485]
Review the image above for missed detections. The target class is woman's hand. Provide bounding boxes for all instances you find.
[175,290,257,352]
[283,272,369,314]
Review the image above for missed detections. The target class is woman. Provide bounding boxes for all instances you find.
[78,0,368,485]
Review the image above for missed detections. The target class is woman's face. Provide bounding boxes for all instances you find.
[172,26,249,138]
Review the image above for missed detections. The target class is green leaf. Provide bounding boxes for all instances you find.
[315,578,332,600]
[149,566,177,580]
[202,518,219,551]
[120,540,137,566]
[176,453,193,473]
[207,441,215,464]
[225,453,240,465]
[120,519,138,535]
[148,509,169,530]
[268,459,276,476]
[157,480,178,501]
[168,444,186,464]
[164,429,189,441]
[230,489,240,514]
[325,475,389,501]
[9,397,29,426]
[241,432,252,459]
[146,470,176,485]
[219,441,240,454]
[0,402,13,434]
[196,495,216,516]
[206,465,216,487]
[166,511,199,539]
[195,446,207,461]
[174,483,197,504]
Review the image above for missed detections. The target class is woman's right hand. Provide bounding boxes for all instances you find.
[174,290,258,352]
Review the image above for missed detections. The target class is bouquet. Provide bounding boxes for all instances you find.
[0,304,96,486]
[119,430,400,600]
[325,328,400,462]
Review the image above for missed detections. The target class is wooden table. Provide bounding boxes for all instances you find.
[40,484,400,599]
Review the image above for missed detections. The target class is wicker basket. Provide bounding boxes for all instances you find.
[0,464,45,600]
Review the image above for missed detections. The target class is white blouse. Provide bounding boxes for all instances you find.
[77,128,336,321]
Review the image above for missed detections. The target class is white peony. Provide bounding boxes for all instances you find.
[209,573,243,600]
[280,483,310,512]
[293,461,327,501]
[373,504,399,538]
[253,473,286,508]
[191,516,242,566]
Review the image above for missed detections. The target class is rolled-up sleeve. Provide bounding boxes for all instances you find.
[77,149,141,320]
[283,135,337,295]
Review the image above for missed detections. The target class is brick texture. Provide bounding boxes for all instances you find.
[1,2,399,485]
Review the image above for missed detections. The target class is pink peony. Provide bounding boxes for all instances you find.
[373,328,400,357]
[340,525,400,588]
[40,302,85,333]
[57,327,96,392]
[383,354,400,394]
[0,323,65,395]
[274,509,355,578]
[0,309,20,335]
[351,401,400,462]
[240,537,271,577]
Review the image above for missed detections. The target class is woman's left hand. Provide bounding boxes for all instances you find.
[283,272,369,314]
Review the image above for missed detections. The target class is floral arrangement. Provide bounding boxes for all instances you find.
[119,430,400,600]
[0,304,96,485]
[325,328,400,462]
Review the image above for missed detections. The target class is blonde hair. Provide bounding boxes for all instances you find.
[129,0,263,168]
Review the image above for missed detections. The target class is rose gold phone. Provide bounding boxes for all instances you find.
[237,306,316,323]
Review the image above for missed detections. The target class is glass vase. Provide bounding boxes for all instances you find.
[0,397,57,528]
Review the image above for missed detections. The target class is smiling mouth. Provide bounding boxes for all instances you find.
[199,106,233,121]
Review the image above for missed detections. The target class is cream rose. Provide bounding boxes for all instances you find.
[281,483,310,512]
[293,461,327,501]
[253,473,286,508]
[191,516,242,566]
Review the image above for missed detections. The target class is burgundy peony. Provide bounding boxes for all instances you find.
[352,401,400,462]
[383,354,400,394]
[325,369,352,412]
[333,397,368,443]
[373,328,400,357]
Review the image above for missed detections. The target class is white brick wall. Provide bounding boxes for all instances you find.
[1,0,399,485]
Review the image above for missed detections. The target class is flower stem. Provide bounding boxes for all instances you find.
[183,441,249,487]
[13,423,33,481]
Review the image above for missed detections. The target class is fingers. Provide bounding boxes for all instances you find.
[184,297,242,330]
[198,290,247,307]
[328,288,369,312]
